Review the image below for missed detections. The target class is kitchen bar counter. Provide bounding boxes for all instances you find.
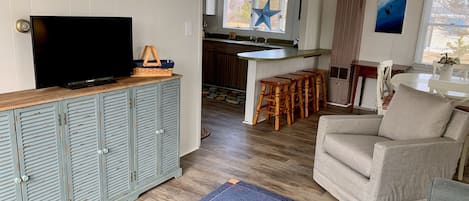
[203,36,331,125]
[238,48,331,61]
[203,38,286,49]
[237,47,331,125]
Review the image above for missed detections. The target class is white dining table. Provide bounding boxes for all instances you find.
[390,73,469,100]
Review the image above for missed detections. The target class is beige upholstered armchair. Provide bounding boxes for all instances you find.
[313,85,469,201]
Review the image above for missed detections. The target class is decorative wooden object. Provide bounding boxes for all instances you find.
[142,45,162,66]
[133,45,172,77]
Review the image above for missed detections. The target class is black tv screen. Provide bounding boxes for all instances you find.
[31,16,133,89]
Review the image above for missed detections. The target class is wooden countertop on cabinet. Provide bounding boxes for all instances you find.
[0,75,182,111]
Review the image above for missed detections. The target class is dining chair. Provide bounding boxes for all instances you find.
[376,60,393,115]
[453,64,469,80]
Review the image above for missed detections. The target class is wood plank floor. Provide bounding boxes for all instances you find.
[138,98,469,201]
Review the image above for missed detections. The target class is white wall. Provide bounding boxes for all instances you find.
[317,0,336,70]
[0,0,202,156]
[355,0,424,109]
[298,0,322,50]
[359,0,424,66]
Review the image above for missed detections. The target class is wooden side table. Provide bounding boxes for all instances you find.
[350,60,411,111]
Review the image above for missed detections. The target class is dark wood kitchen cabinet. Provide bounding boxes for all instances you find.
[203,40,272,90]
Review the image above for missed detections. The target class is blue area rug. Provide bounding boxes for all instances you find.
[200,179,294,201]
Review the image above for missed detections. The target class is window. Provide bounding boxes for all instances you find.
[416,0,469,64]
[223,0,288,33]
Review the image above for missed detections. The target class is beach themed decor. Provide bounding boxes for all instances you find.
[375,0,407,34]
[252,0,280,30]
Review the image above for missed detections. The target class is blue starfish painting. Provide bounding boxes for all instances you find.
[252,0,281,30]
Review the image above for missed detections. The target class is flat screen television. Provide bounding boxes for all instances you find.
[30,16,133,89]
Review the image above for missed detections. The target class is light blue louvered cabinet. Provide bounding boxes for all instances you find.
[15,103,67,201]
[160,80,180,175]
[0,111,22,201]
[0,77,181,201]
[127,79,182,200]
[133,85,160,189]
[100,89,133,201]
[62,95,103,201]
[61,90,134,201]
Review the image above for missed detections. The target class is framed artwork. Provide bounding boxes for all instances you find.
[375,0,407,34]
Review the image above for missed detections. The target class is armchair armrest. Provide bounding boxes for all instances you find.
[368,138,463,201]
[316,115,383,153]
[318,115,383,135]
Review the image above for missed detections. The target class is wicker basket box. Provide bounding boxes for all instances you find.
[131,45,174,77]
[133,67,173,77]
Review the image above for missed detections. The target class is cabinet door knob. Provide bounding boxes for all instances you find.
[21,175,29,182]
[97,150,104,155]
[102,148,109,154]
[159,129,164,134]
[155,130,160,134]
[14,177,22,184]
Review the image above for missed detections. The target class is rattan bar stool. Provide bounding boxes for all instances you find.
[252,77,292,131]
[290,71,316,117]
[275,74,305,123]
[302,68,328,112]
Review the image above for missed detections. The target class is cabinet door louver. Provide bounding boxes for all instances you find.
[15,103,65,201]
[133,86,159,186]
[63,97,101,201]
[0,111,21,201]
[160,80,180,173]
[101,90,132,200]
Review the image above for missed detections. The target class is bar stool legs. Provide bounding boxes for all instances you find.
[253,84,267,125]
[313,74,327,112]
[252,69,327,130]
[290,72,315,118]
[317,71,328,109]
[303,69,328,112]
[296,80,305,119]
[253,78,292,131]
[275,85,292,130]
[275,74,305,122]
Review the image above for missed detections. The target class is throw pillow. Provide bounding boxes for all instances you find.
[379,85,454,140]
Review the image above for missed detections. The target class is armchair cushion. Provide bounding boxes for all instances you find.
[323,134,390,178]
[379,85,453,140]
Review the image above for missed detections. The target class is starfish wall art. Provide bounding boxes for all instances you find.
[252,0,281,30]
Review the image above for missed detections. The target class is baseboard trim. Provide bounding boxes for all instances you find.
[180,146,199,157]
[327,102,351,108]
